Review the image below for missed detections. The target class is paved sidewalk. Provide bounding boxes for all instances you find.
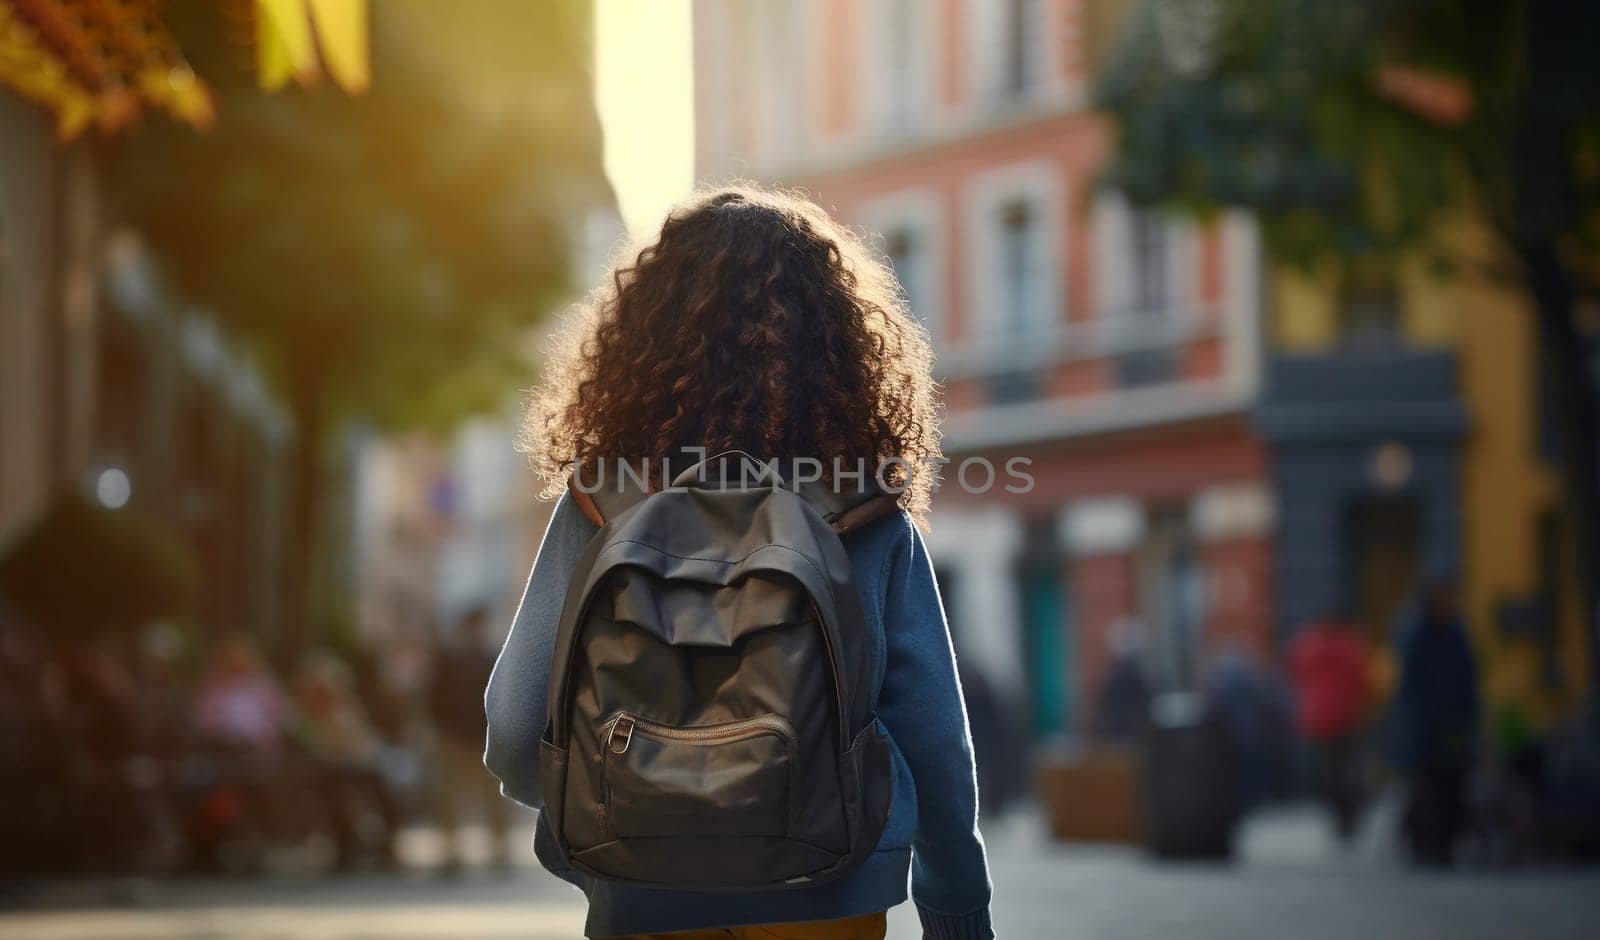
[883,806,1597,940]
[3,805,1596,939]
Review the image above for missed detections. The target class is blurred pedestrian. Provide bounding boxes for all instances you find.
[296,652,381,768]
[189,632,298,864]
[959,662,1021,814]
[293,650,399,869]
[1288,612,1372,841]
[1207,641,1294,811]
[69,633,144,762]
[1394,580,1479,865]
[193,632,287,754]
[1094,615,1151,743]
[132,623,189,754]
[429,607,509,871]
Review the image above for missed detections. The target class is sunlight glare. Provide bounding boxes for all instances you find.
[595,0,695,239]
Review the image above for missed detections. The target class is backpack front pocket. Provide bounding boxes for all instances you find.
[600,713,794,839]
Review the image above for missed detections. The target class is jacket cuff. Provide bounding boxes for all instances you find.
[916,904,994,940]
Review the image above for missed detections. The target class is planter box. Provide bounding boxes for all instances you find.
[1035,747,1143,843]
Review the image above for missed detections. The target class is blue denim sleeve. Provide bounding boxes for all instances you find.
[483,493,597,808]
[875,519,995,939]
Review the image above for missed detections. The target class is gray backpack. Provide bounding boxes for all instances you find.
[538,452,896,889]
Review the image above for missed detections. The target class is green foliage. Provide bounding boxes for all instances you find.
[1097,0,1600,271]
[111,0,611,433]
[1100,1,1600,685]
[0,494,200,635]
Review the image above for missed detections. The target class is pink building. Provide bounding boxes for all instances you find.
[693,0,1272,739]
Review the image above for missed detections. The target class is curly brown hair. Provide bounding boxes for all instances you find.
[521,184,942,523]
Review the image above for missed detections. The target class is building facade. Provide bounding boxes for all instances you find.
[692,0,1272,740]
[1262,231,1592,724]
[0,93,293,644]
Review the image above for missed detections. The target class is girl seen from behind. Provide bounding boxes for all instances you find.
[485,186,993,940]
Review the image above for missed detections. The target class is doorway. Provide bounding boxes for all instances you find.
[1140,508,1205,691]
[1348,499,1422,639]
[1019,560,1071,736]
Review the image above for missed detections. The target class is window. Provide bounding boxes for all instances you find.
[1123,210,1179,387]
[1338,267,1402,348]
[972,0,1043,102]
[1096,193,1184,318]
[756,0,806,159]
[1130,210,1170,313]
[967,166,1061,354]
[998,199,1041,335]
[875,0,925,131]
[862,191,944,339]
[990,199,1047,401]
[883,225,929,325]
[886,0,915,122]
[1001,0,1037,97]
[1096,194,1184,388]
[866,0,934,134]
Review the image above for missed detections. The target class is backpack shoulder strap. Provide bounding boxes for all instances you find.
[567,458,654,527]
[568,479,605,527]
[826,491,902,534]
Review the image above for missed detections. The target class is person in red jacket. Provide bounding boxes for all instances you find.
[1289,613,1373,841]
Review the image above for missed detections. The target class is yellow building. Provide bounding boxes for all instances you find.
[1263,222,1588,730]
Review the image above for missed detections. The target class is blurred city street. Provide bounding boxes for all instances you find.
[4,804,1597,940]
[4,1,1600,938]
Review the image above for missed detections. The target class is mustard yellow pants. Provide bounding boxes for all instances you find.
[610,911,887,940]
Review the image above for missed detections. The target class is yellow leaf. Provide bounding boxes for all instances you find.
[56,91,96,141]
[307,0,370,94]
[257,0,319,90]
[141,65,218,131]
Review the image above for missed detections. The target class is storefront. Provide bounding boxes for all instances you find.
[1256,350,1468,641]
[930,412,1274,738]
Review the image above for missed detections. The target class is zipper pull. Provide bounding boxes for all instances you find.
[609,715,635,755]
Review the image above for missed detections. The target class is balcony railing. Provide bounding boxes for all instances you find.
[935,303,1220,382]
[933,303,1246,452]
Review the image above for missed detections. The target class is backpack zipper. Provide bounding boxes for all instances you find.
[604,713,795,756]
